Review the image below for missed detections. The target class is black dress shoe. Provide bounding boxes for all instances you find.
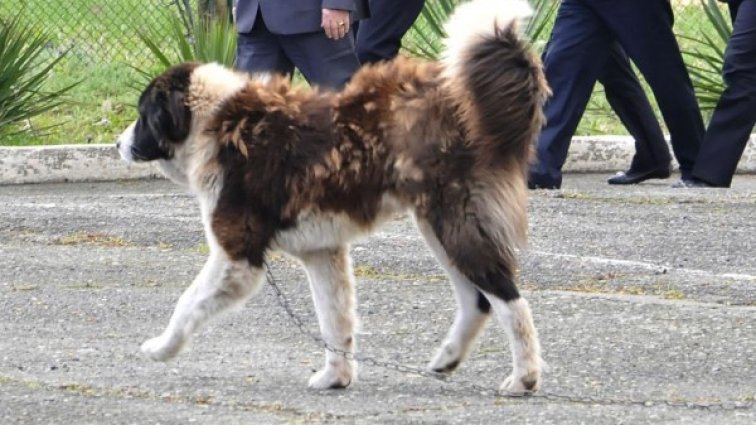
[607,166,671,185]
[527,180,560,190]
[672,178,720,188]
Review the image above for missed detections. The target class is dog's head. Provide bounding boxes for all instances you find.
[116,63,199,162]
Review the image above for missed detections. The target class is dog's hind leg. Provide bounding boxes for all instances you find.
[486,294,541,394]
[299,246,357,389]
[141,252,265,361]
[417,204,542,394]
[416,218,491,374]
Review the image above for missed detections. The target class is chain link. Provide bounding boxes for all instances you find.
[263,261,753,412]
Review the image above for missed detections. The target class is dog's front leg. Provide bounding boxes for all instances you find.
[141,252,264,361]
[300,247,357,389]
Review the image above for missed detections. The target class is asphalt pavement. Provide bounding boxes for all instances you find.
[1,174,754,424]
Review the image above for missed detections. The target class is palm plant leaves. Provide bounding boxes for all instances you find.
[132,5,237,88]
[526,0,558,50]
[0,15,77,134]
[403,0,559,60]
[680,0,731,113]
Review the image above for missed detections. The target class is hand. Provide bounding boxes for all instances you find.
[322,8,351,40]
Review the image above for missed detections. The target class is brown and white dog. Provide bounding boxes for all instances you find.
[117,0,548,394]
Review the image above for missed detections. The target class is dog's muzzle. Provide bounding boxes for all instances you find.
[116,121,137,162]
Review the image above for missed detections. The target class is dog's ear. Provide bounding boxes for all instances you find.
[125,63,198,161]
[148,90,191,143]
[129,89,191,161]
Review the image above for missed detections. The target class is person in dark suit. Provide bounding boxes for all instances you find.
[538,39,673,187]
[677,0,756,188]
[354,0,425,64]
[529,0,704,189]
[355,2,672,186]
[234,0,369,90]
[603,44,673,185]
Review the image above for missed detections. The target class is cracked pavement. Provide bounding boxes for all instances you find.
[1,174,754,424]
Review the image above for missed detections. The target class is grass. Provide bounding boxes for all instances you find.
[0,0,176,62]
[1,59,141,145]
[50,231,133,247]
[0,0,175,145]
[353,264,446,283]
[521,272,689,300]
[0,1,728,146]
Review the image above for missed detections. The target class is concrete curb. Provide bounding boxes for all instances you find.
[1,135,755,184]
[566,135,756,174]
[0,144,161,185]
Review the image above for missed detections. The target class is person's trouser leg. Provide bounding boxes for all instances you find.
[236,15,295,76]
[593,0,704,179]
[355,0,425,64]
[280,30,361,90]
[599,42,671,172]
[529,0,610,188]
[692,0,756,186]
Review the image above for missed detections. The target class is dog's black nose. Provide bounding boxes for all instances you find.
[116,141,121,149]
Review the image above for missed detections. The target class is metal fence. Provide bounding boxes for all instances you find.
[0,0,726,69]
[0,1,180,67]
[0,0,233,68]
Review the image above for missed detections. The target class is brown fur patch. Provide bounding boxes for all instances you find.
[185,38,545,298]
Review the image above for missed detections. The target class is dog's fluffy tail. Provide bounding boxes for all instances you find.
[442,0,549,165]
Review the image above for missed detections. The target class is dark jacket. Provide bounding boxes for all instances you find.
[235,0,369,34]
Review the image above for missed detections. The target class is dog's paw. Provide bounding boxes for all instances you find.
[428,343,462,374]
[140,334,183,361]
[499,369,540,396]
[308,364,353,390]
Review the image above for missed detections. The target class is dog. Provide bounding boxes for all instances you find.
[116,0,548,394]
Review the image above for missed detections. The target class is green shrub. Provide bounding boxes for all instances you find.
[680,0,731,113]
[0,15,76,135]
[133,5,237,87]
[402,0,558,60]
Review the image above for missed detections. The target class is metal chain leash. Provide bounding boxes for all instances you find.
[263,261,753,412]
[263,261,453,381]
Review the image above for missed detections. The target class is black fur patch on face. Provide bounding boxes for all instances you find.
[129,63,198,161]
